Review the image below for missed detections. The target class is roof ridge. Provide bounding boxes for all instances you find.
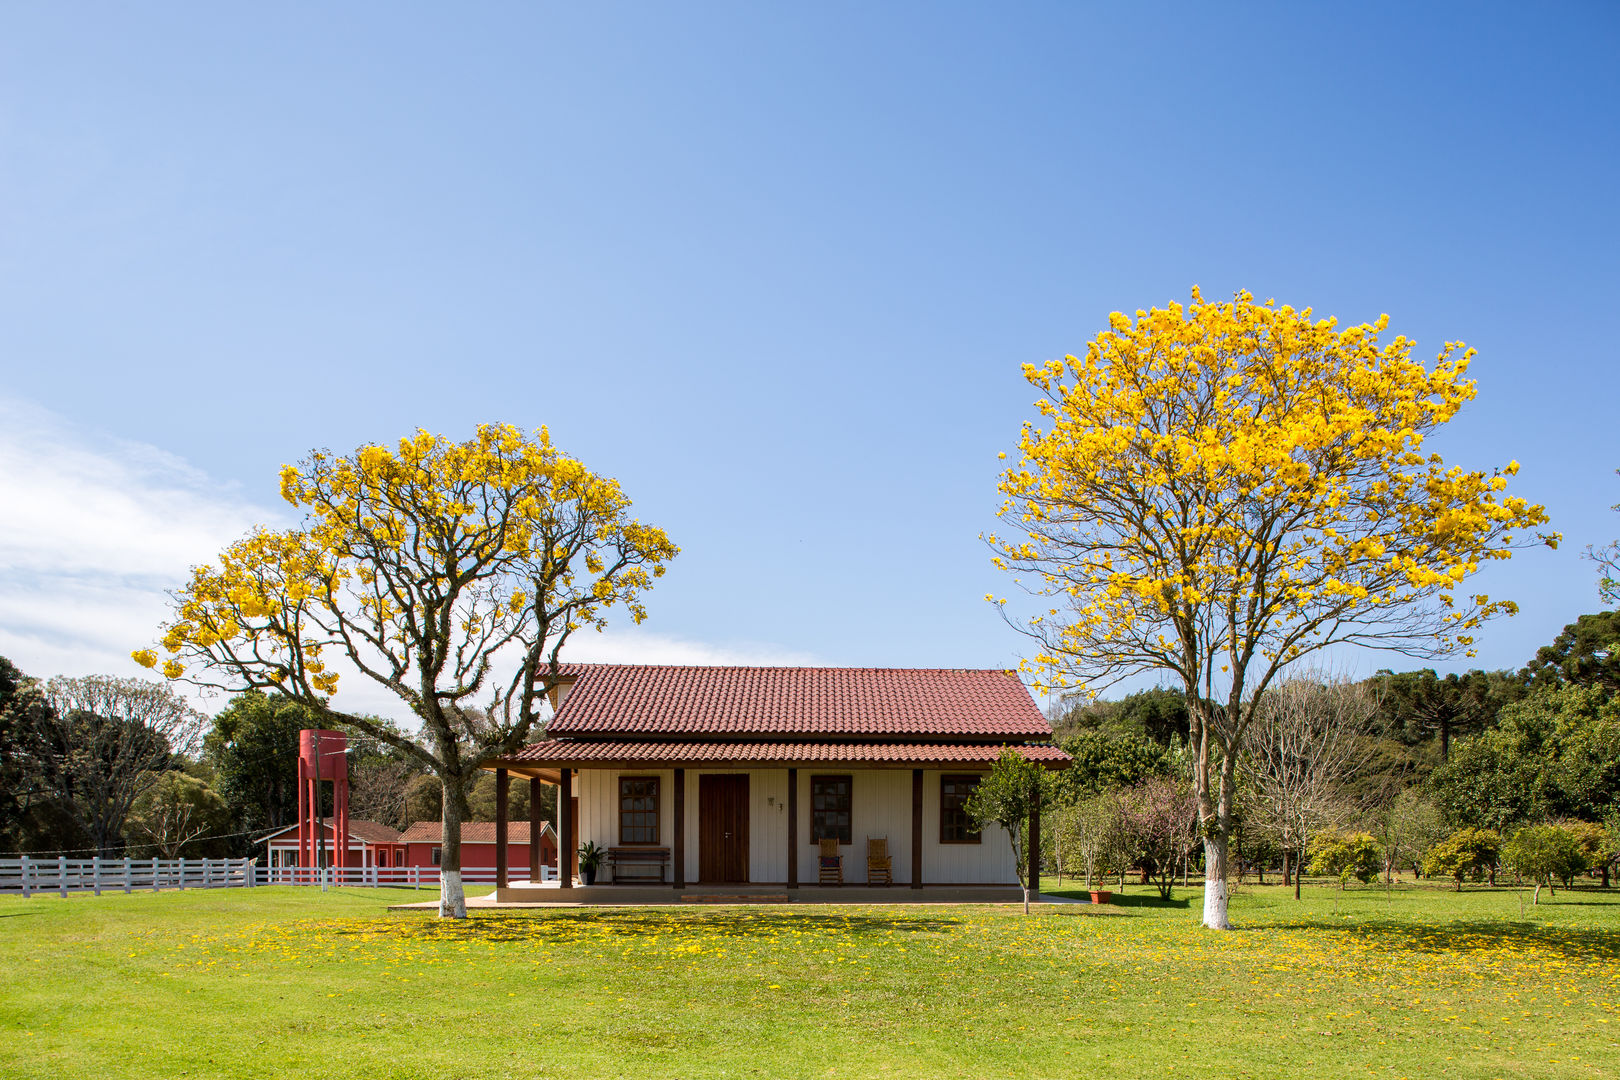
[558,663,1022,674]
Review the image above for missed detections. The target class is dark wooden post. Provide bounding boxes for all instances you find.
[786,768,798,889]
[558,768,572,890]
[673,768,686,890]
[494,768,509,889]
[1027,794,1041,901]
[911,769,924,890]
[528,776,543,884]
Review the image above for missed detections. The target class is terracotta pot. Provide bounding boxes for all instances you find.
[1090,889,1112,904]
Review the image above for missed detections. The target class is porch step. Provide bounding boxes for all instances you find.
[680,893,791,904]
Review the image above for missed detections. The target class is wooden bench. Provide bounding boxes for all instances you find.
[607,847,670,884]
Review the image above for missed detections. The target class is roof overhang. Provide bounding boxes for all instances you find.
[487,740,1070,773]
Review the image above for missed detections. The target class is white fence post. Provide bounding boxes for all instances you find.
[58,856,67,898]
[92,856,101,896]
[151,856,159,892]
[20,856,30,898]
[123,857,132,894]
[178,857,186,890]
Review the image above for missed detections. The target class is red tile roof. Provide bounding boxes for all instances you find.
[505,740,1070,769]
[261,818,401,844]
[545,664,1053,739]
[397,821,554,845]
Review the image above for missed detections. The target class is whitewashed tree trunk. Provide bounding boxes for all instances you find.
[437,777,471,918]
[439,869,466,918]
[1202,832,1232,930]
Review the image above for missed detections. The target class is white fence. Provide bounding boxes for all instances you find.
[0,857,555,896]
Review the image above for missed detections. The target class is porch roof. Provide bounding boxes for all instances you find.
[494,739,1070,771]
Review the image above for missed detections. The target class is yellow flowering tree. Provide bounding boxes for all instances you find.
[990,289,1555,929]
[136,424,677,917]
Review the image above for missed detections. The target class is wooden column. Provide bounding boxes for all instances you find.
[672,768,686,889]
[494,768,509,888]
[786,767,798,889]
[528,777,543,883]
[558,768,572,890]
[911,769,924,889]
[1027,794,1041,901]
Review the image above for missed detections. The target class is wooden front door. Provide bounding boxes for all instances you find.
[698,774,749,883]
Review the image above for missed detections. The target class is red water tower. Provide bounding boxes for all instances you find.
[296,729,350,872]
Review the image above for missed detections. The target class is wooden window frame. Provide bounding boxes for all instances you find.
[618,775,661,846]
[939,774,983,845]
[810,774,853,845]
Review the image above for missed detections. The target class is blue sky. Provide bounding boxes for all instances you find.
[1,4,1616,710]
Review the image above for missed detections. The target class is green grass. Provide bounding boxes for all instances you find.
[2,880,1617,1079]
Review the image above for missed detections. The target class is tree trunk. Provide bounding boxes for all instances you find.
[1282,847,1291,887]
[1533,882,1541,906]
[1202,832,1231,930]
[1294,842,1303,900]
[438,779,469,919]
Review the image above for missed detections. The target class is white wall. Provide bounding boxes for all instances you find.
[572,767,1016,885]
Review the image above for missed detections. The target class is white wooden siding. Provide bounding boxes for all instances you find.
[572,767,1016,885]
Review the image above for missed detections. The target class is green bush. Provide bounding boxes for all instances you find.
[1422,828,1501,891]
[1502,825,1588,903]
[1306,830,1380,889]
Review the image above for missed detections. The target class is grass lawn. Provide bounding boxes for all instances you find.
[2,879,1617,1079]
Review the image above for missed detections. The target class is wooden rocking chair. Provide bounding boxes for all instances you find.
[817,837,843,885]
[866,837,893,886]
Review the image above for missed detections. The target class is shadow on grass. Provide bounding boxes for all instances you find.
[347,908,966,943]
[1247,917,1620,962]
[1111,893,1189,910]
[1043,887,1188,909]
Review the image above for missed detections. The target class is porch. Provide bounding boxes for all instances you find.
[481,760,1053,899]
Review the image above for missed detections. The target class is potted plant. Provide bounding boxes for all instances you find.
[577,841,605,886]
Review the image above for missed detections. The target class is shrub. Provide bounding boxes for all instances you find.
[1502,824,1588,904]
[1306,830,1380,889]
[1422,828,1501,891]
[1557,820,1607,884]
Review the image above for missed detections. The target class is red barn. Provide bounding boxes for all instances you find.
[262,818,406,869]
[397,821,558,877]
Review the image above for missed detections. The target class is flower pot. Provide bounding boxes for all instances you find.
[581,867,597,886]
[1090,889,1112,904]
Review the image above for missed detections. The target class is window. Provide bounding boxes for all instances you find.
[940,775,982,844]
[619,776,660,845]
[810,775,852,844]
[431,846,442,866]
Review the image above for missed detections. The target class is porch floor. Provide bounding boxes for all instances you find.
[389,881,1069,909]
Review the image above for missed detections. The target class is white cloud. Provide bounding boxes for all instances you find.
[559,628,820,667]
[0,398,276,687]
[0,398,820,720]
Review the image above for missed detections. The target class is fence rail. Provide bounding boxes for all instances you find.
[0,857,554,896]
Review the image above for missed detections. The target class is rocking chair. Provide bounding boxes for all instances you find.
[817,837,843,885]
[866,837,893,886]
